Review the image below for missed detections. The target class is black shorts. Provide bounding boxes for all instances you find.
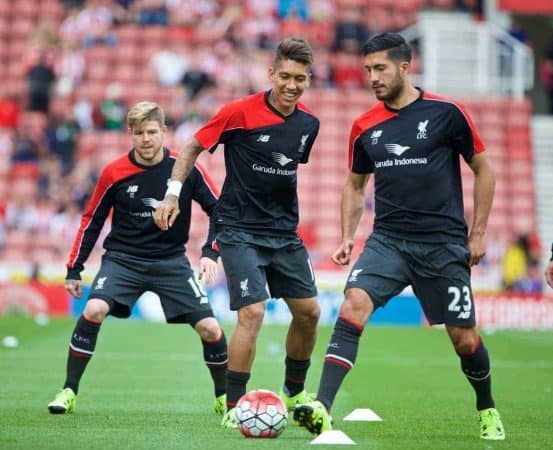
[345,233,475,327]
[88,251,214,324]
[216,228,318,311]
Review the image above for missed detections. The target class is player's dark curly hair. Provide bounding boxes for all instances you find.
[274,37,313,68]
[363,32,412,62]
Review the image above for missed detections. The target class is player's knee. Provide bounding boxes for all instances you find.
[294,301,320,327]
[454,339,477,355]
[237,302,266,330]
[195,317,222,341]
[83,299,109,322]
[340,289,373,324]
[450,329,480,355]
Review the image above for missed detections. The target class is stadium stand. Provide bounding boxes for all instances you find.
[0,0,539,292]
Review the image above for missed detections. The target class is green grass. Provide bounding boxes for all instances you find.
[1,316,552,449]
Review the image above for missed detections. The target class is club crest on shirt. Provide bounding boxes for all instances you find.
[417,120,429,139]
[298,134,309,153]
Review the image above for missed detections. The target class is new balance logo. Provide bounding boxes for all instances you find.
[257,134,271,142]
[272,152,293,166]
[417,120,429,139]
[240,278,250,297]
[371,130,382,145]
[385,144,411,156]
[127,185,138,198]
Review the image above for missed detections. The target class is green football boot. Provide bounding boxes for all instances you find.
[214,394,226,416]
[293,400,333,435]
[478,408,505,440]
[278,388,315,411]
[48,388,76,415]
[221,407,238,429]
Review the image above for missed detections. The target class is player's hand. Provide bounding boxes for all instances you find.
[154,195,180,230]
[65,279,83,298]
[467,232,486,266]
[332,239,355,266]
[545,260,553,289]
[198,257,218,286]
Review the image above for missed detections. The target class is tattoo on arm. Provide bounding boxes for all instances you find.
[172,139,204,182]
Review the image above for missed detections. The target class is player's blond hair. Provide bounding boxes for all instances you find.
[126,101,165,130]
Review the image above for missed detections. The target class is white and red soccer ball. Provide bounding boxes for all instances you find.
[235,389,288,438]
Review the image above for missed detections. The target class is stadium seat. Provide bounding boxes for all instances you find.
[117,25,143,45]
[8,19,34,39]
[38,1,63,20]
[0,17,9,40]
[137,26,166,46]
[0,247,29,262]
[3,230,31,253]
[85,45,114,66]
[0,2,539,280]
[0,1,10,17]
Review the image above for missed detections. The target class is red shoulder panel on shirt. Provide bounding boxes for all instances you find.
[422,91,485,153]
[103,153,145,183]
[296,100,315,116]
[348,103,397,168]
[87,153,144,215]
[195,92,289,151]
[66,153,144,271]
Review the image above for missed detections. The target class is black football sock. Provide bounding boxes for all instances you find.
[283,356,310,397]
[63,315,101,394]
[458,338,495,410]
[201,331,228,397]
[226,370,250,410]
[317,317,363,411]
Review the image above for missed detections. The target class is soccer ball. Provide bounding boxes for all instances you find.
[235,389,288,438]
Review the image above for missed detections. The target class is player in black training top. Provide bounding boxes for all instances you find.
[294,33,505,441]
[47,102,228,417]
[154,37,321,428]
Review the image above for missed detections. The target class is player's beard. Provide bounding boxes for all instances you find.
[374,71,404,102]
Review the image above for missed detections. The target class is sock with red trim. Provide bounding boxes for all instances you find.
[226,370,250,411]
[63,315,101,394]
[316,317,363,410]
[283,356,310,397]
[202,331,228,397]
[459,338,495,410]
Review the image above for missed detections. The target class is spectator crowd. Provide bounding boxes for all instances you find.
[1,0,543,293]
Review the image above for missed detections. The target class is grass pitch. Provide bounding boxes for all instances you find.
[1,316,551,449]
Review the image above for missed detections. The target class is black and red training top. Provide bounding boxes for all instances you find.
[66,148,219,279]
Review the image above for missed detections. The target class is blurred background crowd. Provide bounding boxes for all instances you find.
[0,0,550,294]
